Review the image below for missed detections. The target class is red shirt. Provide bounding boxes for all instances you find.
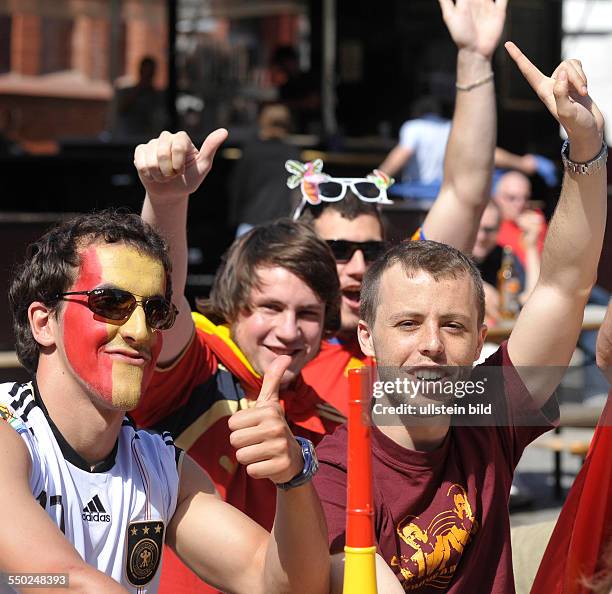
[133,315,343,594]
[313,343,558,593]
[301,337,368,416]
[496,211,547,267]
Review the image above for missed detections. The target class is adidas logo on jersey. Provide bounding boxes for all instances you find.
[82,495,111,522]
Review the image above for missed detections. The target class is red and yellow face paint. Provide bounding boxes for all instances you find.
[61,243,165,410]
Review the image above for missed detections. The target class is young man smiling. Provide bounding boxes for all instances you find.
[0,212,330,594]
[317,44,608,593]
[133,134,343,593]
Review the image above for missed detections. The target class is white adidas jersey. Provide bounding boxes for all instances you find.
[0,381,182,593]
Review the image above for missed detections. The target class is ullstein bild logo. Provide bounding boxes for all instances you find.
[82,494,111,522]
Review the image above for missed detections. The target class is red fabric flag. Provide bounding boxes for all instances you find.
[530,394,612,594]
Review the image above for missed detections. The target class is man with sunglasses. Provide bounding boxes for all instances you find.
[298,0,507,415]
[0,211,331,594]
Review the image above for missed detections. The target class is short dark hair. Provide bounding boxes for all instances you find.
[360,240,485,326]
[410,95,443,119]
[299,192,384,230]
[199,218,340,334]
[9,209,172,374]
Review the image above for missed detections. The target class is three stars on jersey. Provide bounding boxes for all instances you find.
[126,520,165,587]
[130,524,163,536]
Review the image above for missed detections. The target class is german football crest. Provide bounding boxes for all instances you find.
[125,520,165,587]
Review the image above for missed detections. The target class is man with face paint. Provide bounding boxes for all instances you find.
[0,211,331,594]
[59,243,165,409]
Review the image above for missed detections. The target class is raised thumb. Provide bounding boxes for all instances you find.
[256,355,292,406]
[198,128,228,162]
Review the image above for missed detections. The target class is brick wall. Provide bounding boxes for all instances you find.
[0,0,167,147]
[0,94,109,142]
[11,14,42,76]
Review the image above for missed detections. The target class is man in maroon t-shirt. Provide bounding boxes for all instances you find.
[317,43,608,593]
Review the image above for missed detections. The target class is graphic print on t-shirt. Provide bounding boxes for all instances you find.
[390,484,478,591]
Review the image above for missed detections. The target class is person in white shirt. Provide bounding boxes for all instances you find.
[0,209,329,594]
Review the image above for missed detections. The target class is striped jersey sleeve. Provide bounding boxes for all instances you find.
[0,382,44,495]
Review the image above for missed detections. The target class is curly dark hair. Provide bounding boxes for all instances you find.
[9,209,172,374]
[198,218,341,335]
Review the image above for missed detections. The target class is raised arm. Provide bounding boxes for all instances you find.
[135,129,228,364]
[168,357,330,594]
[422,0,506,252]
[378,144,415,179]
[506,44,607,405]
[0,423,128,593]
[494,147,538,175]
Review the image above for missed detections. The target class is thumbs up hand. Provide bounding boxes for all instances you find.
[254,354,288,406]
[228,356,305,484]
[134,128,228,201]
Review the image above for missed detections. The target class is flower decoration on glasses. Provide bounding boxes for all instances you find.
[286,160,395,220]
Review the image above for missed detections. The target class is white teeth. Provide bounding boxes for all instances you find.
[415,370,444,381]
[267,348,298,356]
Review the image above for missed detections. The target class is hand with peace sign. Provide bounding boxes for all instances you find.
[505,42,605,161]
[504,44,607,409]
[228,356,305,485]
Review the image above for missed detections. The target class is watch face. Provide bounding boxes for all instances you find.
[305,439,319,475]
[301,437,317,473]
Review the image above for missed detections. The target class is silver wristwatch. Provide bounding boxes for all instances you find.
[561,139,608,175]
[275,437,319,490]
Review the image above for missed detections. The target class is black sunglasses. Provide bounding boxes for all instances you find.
[54,288,178,331]
[325,240,387,263]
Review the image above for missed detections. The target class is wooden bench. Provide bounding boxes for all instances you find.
[533,402,603,498]
[534,436,591,457]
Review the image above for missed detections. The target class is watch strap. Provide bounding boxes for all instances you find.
[561,139,608,175]
[276,436,319,490]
